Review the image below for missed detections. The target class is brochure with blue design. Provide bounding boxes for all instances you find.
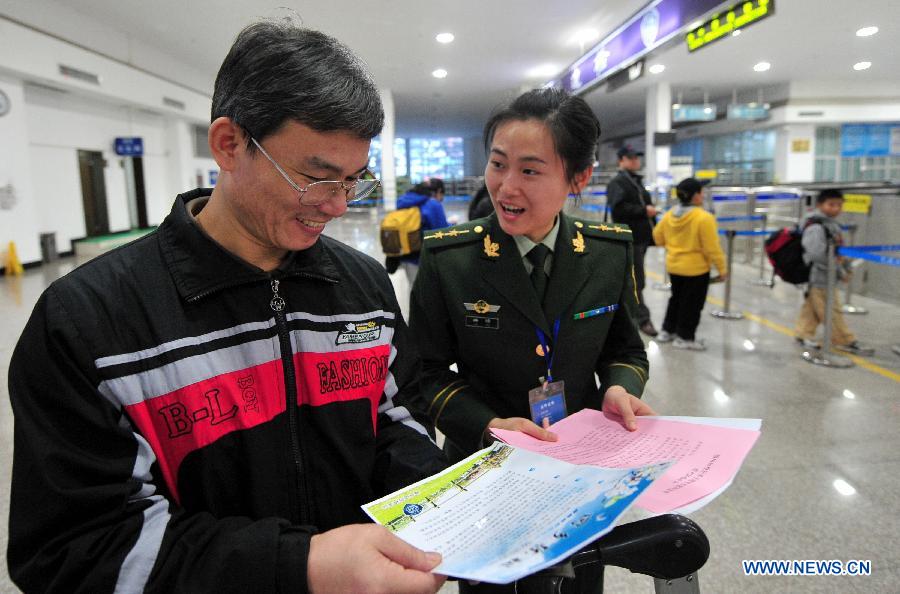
[362,442,670,584]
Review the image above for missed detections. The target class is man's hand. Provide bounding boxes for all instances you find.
[486,417,558,442]
[308,524,446,594]
[602,386,657,431]
[645,205,658,218]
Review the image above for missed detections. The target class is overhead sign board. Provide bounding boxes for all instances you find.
[673,104,717,123]
[606,60,644,93]
[727,103,770,120]
[114,137,144,157]
[686,0,774,52]
[546,0,726,94]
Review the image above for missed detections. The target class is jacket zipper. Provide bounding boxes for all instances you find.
[270,277,309,525]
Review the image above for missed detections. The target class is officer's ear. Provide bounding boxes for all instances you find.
[570,165,594,194]
[208,117,245,172]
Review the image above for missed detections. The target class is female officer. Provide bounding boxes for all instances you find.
[409,88,655,468]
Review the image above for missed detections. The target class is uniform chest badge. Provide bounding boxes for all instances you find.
[483,235,500,258]
[464,300,500,314]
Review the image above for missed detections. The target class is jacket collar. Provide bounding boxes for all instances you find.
[158,189,341,302]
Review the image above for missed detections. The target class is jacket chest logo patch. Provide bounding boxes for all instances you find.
[336,320,382,345]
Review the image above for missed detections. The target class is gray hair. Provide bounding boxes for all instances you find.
[211,20,384,148]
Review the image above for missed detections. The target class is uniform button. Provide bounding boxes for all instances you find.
[575,221,584,228]
[474,225,484,233]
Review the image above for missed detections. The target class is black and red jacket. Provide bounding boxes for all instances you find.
[7,189,446,593]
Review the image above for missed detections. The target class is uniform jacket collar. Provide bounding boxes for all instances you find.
[158,188,341,302]
[479,213,592,334]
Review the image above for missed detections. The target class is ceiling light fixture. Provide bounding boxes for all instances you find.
[855,26,878,37]
[528,64,560,78]
[853,61,872,71]
[833,479,857,496]
[435,32,455,44]
[649,64,666,74]
[753,61,771,72]
[431,68,448,79]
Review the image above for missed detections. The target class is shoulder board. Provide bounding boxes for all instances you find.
[573,220,633,241]
[422,220,488,249]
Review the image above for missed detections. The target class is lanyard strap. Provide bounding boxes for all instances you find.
[534,318,561,382]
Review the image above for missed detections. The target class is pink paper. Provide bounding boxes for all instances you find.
[491,409,759,513]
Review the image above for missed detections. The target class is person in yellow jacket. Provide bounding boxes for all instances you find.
[652,177,727,350]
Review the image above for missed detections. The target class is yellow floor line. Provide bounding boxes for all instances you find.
[645,270,900,384]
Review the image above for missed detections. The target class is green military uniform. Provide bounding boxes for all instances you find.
[409,212,649,461]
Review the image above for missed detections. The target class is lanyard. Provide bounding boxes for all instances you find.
[534,318,561,383]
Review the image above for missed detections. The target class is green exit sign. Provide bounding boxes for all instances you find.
[686,0,775,52]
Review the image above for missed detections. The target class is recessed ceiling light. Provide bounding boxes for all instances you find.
[732,29,742,37]
[833,479,857,496]
[753,61,771,72]
[649,64,666,74]
[853,61,872,71]
[572,28,599,46]
[856,26,878,37]
[431,68,448,79]
[435,32,455,44]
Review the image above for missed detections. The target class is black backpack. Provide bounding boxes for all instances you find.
[764,219,828,284]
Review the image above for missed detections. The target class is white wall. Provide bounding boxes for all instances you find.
[0,77,41,264]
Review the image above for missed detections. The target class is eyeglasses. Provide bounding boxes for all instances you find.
[251,137,380,205]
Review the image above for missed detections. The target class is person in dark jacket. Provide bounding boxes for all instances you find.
[396,178,449,284]
[606,145,658,336]
[7,20,447,594]
[468,182,495,220]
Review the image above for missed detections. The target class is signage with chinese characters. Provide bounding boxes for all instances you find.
[840,123,900,158]
[114,137,144,157]
[842,194,872,215]
[791,139,810,153]
[686,0,775,52]
[727,103,770,120]
[673,104,717,123]
[546,0,726,94]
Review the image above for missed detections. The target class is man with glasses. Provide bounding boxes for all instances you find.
[8,20,447,594]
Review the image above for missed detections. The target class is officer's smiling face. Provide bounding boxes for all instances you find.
[485,119,587,242]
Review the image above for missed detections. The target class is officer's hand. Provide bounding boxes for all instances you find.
[602,386,657,431]
[646,205,658,218]
[307,524,446,594]
[486,417,558,442]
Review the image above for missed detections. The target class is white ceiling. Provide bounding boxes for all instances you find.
[2,0,899,139]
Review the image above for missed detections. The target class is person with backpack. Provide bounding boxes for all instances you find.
[383,178,448,284]
[652,177,727,350]
[793,189,873,355]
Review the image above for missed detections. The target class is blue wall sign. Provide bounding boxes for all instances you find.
[114,137,144,156]
[727,104,770,120]
[840,123,900,158]
[546,0,726,94]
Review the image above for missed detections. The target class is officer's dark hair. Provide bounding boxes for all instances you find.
[483,88,601,188]
[816,188,844,204]
[211,20,384,151]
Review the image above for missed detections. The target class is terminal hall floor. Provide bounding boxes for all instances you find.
[1,201,898,593]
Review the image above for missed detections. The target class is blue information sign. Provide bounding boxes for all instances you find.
[114,137,144,156]
[673,104,717,123]
[546,0,726,94]
[840,123,900,158]
[727,104,770,120]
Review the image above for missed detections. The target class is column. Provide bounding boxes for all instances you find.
[644,82,672,192]
[379,88,397,209]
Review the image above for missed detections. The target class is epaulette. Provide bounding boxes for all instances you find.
[422,219,488,249]
[573,220,633,241]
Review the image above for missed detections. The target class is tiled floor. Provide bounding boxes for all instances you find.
[2,200,898,593]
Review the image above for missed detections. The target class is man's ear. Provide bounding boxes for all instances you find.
[208,117,245,171]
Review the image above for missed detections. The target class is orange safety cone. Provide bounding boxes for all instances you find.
[5,241,24,276]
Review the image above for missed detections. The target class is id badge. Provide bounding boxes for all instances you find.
[528,380,567,426]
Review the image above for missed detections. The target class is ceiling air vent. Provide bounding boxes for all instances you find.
[163,96,186,110]
[58,64,101,85]
[798,111,825,117]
